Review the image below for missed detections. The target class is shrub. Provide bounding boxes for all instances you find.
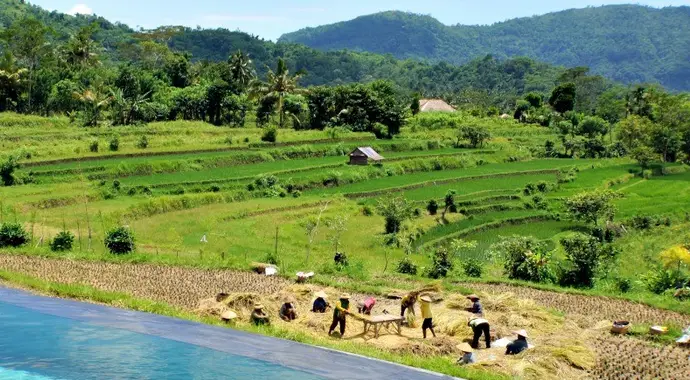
[376,196,415,234]
[426,200,439,215]
[109,136,120,152]
[396,256,418,275]
[0,156,20,186]
[557,233,610,288]
[334,251,349,267]
[136,135,149,149]
[208,184,221,193]
[362,206,373,216]
[523,183,537,196]
[0,222,29,248]
[50,231,75,252]
[426,248,453,279]
[112,180,121,191]
[463,258,483,278]
[642,268,680,294]
[615,278,632,293]
[264,251,279,265]
[172,186,186,195]
[104,226,135,255]
[494,236,554,283]
[261,126,277,143]
[243,137,250,143]
[127,188,137,196]
[537,181,550,193]
[89,140,99,152]
[292,190,302,198]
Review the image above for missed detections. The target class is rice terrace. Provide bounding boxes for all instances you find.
[0,0,690,379]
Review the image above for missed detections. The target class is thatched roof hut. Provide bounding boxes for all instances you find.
[419,99,456,112]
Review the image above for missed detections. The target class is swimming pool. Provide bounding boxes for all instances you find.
[0,287,455,380]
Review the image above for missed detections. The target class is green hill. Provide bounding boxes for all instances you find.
[279,5,690,91]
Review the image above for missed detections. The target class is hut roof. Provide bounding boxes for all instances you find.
[350,147,384,161]
[419,99,455,112]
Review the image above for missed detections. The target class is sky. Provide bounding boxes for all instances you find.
[30,0,690,40]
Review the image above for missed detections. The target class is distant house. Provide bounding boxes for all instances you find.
[419,99,456,112]
[349,147,384,165]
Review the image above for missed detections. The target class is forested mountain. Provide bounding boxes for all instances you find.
[279,5,690,91]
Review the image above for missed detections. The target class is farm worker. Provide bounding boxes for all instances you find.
[251,304,270,326]
[400,292,417,318]
[466,294,483,316]
[420,295,436,339]
[328,293,351,337]
[506,330,529,355]
[357,297,376,315]
[312,291,329,313]
[456,343,476,365]
[468,317,491,349]
[279,302,297,322]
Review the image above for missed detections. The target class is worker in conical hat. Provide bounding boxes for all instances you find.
[506,330,529,355]
[251,303,269,326]
[456,343,476,365]
[420,295,436,339]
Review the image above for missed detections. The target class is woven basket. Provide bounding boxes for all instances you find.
[611,321,630,334]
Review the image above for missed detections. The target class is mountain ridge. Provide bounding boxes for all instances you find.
[279,5,690,90]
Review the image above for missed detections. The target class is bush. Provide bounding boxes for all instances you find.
[261,126,277,143]
[0,222,29,248]
[0,156,20,186]
[615,278,632,293]
[463,258,483,278]
[208,184,221,193]
[523,183,537,196]
[89,140,99,152]
[104,226,135,255]
[426,199,439,215]
[642,268,678,294]
[112,180,121,191]
[362,206,373,216]
[264,251,279,265]
[426,248,453,279]
[396,256,418,275]
[292,190,302,198]
[50,231,75,252]
[494,236,554,283]
[136,135,149,149]
[109,136,120,152]
[558,233,617,288]
[334,251,349,267]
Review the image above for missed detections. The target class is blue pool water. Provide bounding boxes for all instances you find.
[0,301,323,380]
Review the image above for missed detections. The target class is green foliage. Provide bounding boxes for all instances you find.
[0,156,19,186]
[136,135,149,149]
[457,125,491,148]
[396,256,418,275]
[376,196,415,234]
[642,268,682,295]
[261,125,278,143]
[104,226,135,255]
[108,136,120,152]
[426,247,453,279]
[550,83,577,113]
[494,235,554,283]
[50,231,75,252]
[0,222,29,248]
[462,258,483,278]
[426,199,439,215]
[631,146,657,169]
[557,233,610,288]
[565,190,619,226]
[89,140,99,152]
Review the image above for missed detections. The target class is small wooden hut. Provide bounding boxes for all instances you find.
[349,147,384,165]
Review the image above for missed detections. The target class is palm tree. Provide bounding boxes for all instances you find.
[110,88,151,125]
[61,25,101,69]
[73,87,111,127]
[250,59,304,128]
[0,54,27,112]
[228,50,255,90]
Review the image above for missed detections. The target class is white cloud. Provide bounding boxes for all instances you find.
[67,4,93,16]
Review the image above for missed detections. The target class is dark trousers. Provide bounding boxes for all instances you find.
[329,316,346,335]
[400,304,415,317]
[471,323,491,349]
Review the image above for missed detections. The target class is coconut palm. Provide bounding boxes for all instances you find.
[228,50,255,90]
[0,65,27,112]
[61,25,101,69]
[73,87,111,127]
[250,58,304,128]
[110,88,151,126]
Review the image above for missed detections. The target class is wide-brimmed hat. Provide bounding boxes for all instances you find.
[420,295,432,303]
[466,294,480,301]
[314,290,328,299]
[254,303,265,310]
[514,329,529,338]
[457,343,473,353]
[340,293,351,300]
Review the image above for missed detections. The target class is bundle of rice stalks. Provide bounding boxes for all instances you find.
[406,313,418,328]
[434,312,467,337]
[223,293,261,310]
[445,296,467,310]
